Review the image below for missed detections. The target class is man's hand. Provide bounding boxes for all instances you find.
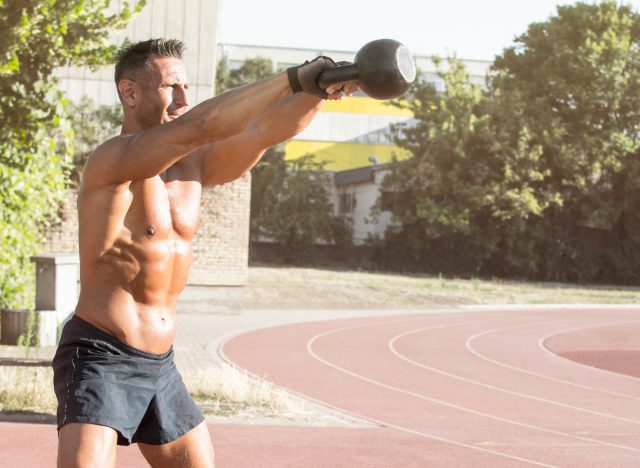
[288,57,359,100]
[325,79,359,100]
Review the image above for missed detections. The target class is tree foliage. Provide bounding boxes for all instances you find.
[0,0,143,308]
[250,148,352,260]
[491,0,640,281]
[67,97,122,183]
[215,56,275,94]
[380,1,640,283]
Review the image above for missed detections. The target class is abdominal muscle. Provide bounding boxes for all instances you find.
[74,235,193,354]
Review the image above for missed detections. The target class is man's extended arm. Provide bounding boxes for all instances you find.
[196,92,325,186]
[84,72,294,187]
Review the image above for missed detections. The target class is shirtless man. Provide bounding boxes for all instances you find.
[52,38,356,467]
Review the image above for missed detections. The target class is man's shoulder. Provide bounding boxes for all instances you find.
[80,135,135,189]
[81,131,204,190]
[90,134,132,161]
[77,174,130,200]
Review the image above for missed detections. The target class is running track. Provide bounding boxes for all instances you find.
[220,307,640,467]
[1,307,639,467]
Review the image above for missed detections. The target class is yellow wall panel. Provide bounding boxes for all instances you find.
[284,140,412,171]
[322,96,413,117]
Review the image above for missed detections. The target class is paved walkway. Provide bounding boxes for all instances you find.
[0,306,427,468]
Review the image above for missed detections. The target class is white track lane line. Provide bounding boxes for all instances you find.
[307,320,640,456]
[466,322,640,400]
[389,324,640,425]
[306,319,558,467]
[218,316,472,426]
[537,322,640,382]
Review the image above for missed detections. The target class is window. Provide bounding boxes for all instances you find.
[339,192,357,214]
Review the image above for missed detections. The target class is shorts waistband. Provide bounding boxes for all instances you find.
[67,314,173,360]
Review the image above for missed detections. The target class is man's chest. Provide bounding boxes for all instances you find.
[127,176,202,241]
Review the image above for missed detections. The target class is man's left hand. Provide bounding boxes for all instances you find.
[325,80,359,100]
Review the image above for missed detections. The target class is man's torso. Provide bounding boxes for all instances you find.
[75,157,202,353]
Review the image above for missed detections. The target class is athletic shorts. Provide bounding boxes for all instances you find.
[52,315,204,445]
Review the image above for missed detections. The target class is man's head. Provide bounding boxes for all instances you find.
[115,38,190,131]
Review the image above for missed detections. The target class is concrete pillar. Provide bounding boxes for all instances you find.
[0,253,79,346]
[31,253,79,315]
[0,308,61,347]
[31,253,79,346]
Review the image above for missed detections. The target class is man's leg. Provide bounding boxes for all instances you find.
[57,422,118,468]
[138,421,215,468]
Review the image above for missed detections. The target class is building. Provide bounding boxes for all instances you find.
[56,0,221,107]
[332,165,393,244]
[219,43,492,245]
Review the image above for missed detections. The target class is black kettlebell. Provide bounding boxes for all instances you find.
[318,39,417,100]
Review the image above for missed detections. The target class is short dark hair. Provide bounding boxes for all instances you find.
[114,38,186,85]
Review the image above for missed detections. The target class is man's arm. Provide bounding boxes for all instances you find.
[83,73,295,188]
[197,92,325,186]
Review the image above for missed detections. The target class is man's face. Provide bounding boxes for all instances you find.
[135,56,190,129]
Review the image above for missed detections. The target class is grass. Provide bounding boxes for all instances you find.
[0,362,310,420]
[242,265,640,309]
[0,366,56,414]
[183,363,314,420]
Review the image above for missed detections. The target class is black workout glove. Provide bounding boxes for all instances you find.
[287,56,337,99]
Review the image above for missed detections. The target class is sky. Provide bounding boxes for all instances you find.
[218,0,640,61]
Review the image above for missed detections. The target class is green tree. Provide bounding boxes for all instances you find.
[67,97,122,183]
[250,148,351,261]
[380,1,640,283]
[216,56,274,94]
[378,58,550,275]
[0,0,144,308]
[491,0,640,281]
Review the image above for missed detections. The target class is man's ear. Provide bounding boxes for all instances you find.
[118,79,137,107]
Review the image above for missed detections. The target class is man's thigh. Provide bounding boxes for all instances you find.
[58,422,118,468]
[138,421,215,468]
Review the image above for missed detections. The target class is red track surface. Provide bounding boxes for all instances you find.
[2,307,639,467]
[221,307,640,467]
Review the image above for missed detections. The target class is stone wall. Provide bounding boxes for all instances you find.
[189,175,251,286]
[43,174,251,287]
[43,191,80,254]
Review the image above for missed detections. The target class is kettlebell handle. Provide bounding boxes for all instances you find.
[318,63,359,88]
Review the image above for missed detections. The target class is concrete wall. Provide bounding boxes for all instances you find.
[56,0,221,106]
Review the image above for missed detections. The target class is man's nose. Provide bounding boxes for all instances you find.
[174,86,190,107]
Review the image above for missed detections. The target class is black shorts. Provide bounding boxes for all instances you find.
[52,315,204,446]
